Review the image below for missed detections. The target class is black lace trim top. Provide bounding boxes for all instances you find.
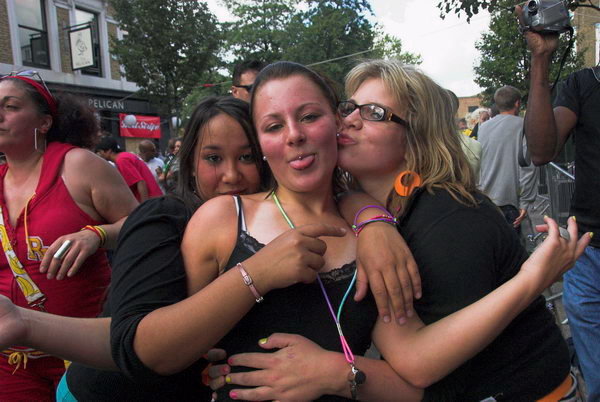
[215,196,378,401]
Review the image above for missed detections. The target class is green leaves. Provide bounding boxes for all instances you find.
[472,1,583,105]
[109,0,222,118]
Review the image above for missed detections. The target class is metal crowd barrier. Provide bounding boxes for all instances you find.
[538,162,576,227]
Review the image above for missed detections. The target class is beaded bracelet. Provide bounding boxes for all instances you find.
[81,225,107,247]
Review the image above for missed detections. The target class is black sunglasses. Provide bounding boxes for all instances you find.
[233,84,253,92]
[338,100,408,127]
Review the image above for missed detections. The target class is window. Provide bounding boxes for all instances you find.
[75,8,102,76]
[596,24,600,65]
[15,0,49,68]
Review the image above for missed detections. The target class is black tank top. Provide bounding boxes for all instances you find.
[216,196,378,401]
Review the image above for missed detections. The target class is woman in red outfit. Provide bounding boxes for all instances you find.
[0,71,137,399]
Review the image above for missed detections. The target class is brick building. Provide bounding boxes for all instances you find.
[572,3,600,67]
[1,0,165,152]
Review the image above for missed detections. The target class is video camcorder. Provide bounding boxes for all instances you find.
[520,0,571,34]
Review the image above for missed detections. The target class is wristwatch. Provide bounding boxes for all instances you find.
[347,364,366,400]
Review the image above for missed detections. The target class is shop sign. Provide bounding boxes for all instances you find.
[119,113,161,139]
[69,26,95,70]
[88,97,126,111]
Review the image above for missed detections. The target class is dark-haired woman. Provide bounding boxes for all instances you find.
[0,96,273,400]
[0,73,137,398]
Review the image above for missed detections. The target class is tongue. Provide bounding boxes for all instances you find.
[289,154,315,170]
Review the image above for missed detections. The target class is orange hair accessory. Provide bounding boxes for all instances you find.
[394,171,421,197]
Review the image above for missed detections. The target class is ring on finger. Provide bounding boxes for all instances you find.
[53,240,72,260]
[559,227,570,241]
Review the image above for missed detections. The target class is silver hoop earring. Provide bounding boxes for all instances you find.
[262,155,267,161]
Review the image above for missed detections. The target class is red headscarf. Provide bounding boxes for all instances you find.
[1,75,58,117]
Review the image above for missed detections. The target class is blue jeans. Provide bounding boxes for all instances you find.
[563,246,600,401]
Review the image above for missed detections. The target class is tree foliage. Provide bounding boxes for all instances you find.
[437,0,593,20]
[474,1,583,105]
[109,0,221,119]
[372,26,422,65]
[283,0,375,85]
[221,0,420,87]
[437,0,500,21]
[221,0,298,63]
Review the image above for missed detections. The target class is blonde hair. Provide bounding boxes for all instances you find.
[344,60,478,213]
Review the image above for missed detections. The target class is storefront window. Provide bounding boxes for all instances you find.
[75,8,102,77]
[15,0,49,68]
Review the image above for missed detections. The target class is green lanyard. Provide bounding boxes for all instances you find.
[270,191,358,363]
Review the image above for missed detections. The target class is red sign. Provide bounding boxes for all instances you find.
[119,114,161,139]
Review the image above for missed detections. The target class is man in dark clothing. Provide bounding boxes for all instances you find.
[521,9,600,399]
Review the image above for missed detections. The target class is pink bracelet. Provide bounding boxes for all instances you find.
[353,205,394,228]
[237,263,264,303]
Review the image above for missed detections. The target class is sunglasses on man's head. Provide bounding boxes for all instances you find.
[337,100,408,127]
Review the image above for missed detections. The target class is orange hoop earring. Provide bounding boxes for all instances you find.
[394,171,421,197]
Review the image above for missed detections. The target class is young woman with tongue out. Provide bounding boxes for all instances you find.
[181,61,588,402]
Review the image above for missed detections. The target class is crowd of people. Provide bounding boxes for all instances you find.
[0,16,597,401]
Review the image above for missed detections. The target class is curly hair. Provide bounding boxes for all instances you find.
[6,78,99,149]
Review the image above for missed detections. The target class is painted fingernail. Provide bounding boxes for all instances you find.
[407,309,414,318]
[572,216,576,222]
[415,291,422,299]
[225,376,231,384]
[383,315,391,323]
[398,316,407,325]
[590,232,594,239]
[544,215,549,219]
[259,338,268,345]
[222,366,230,374]
[230,391,238,399]
[228,357,234,365]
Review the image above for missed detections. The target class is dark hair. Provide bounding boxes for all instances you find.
[5,78,99,149]
[232,60,265,86]
[166,137,181,153]
[250,62,338,116]
[490,103,500,118]
[95,136,121,153]
[174,96,271,212]
[249,61,342,193]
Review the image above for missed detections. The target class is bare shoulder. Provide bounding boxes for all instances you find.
[63,147,115,177]
[188,195,239,227]
[183,195,241,272]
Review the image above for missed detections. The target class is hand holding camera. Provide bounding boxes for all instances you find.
[518,0,571,35]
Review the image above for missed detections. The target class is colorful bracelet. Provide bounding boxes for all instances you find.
[237,263,264,303]
[352,215,396,236]
[353,205,394,228]
[81,225,107,247]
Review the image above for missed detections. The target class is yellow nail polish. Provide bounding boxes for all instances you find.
[590,232,594,239]
[225,376,231,384]
[572,216,576,222]
[544,215,549,219]
[259,338,268,345]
